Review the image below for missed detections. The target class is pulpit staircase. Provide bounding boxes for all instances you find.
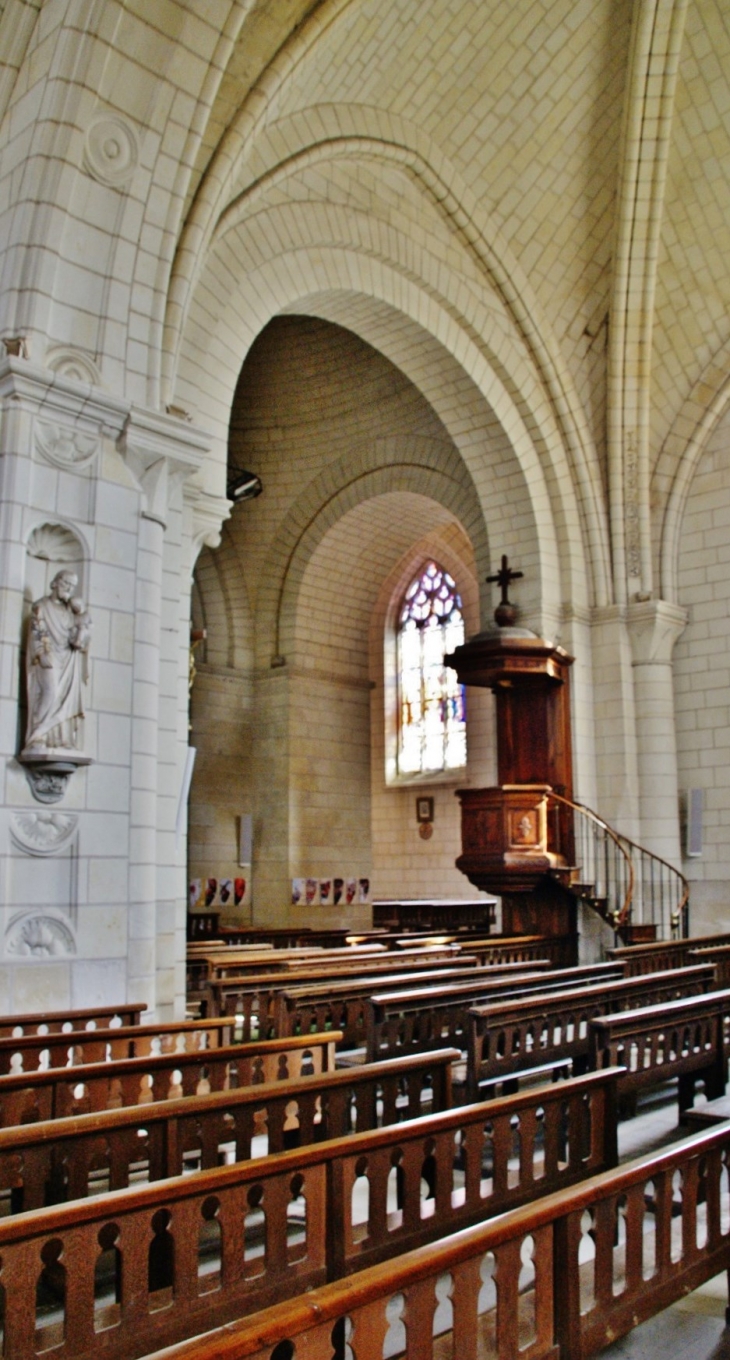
[545,790,689,943]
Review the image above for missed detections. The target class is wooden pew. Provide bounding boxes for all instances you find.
[0,1048,459,1212]
[0,1032,340,1125]
[0,1017,251,1075]
[0,1003,146,1038]
[591,987,730,1114]
[690,941,730,985]
[0,1068,620,1359]
[367,960,626,1063]
[270,963,515,1049]
[187,912,220,940]
[607,929,730,976]
[202,956,479,1030]
[467,962,717,1100]
[152,1117,730,1360]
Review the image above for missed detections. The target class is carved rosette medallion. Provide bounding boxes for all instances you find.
[83,113,139,188]
[35,420,99,471]
[5,914,75,958]
[10,811,78,856]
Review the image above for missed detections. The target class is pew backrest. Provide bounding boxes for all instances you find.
[0,1047,460,1213]
[0,1003,146,1038]
[0,1032,340,1125]
[0,1066,619,1360]
[147,1117,730,1360]
[367,960,628,1062]
[590,986,730,1109]
[0,1017,243,1075]
[607,930,730,975]
[468,962,717,1097]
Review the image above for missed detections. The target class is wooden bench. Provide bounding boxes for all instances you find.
[0,1068,620,1360]
[607,930,730,976]
[204,956,479,1029]
[591,987,730,1114]
[0,1003,146,1038]
[467,962,717,1100]
[187,912,220,940]
[367,960,626,1063]
[265,963,544,1049]
[0,1017,252,1075]
[0,1032,340,1125]
[186,943,393,996]
[372,897,497,931]
[690,941,730,985]
[151,1116,730,1360]
[0,1047,459,1213]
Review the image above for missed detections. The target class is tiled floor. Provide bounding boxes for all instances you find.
[594,1086,730,1359]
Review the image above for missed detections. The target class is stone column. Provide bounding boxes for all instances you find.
[627,598,687,865]
[118,407,213,1016]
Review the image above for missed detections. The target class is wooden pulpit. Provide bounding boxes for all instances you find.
[445,621,577,946]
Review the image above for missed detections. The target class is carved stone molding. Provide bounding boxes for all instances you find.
[118,406,212,530]
[5,913,75,957]
[45,347,102,388]
[185,484,232,555]
[0,357,127,439]
[10,810,78,856]
[20,756,91,804]
[35,418,99,471]
[627,599,688,667]
[83,112,139,189]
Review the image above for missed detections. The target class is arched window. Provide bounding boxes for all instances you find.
[397,561,466,776]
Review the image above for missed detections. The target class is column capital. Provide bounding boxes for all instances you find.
[184,483,231,554]
[118,405,212,529]
[626,598,688,666]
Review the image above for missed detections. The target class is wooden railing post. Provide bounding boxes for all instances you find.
[553,1209,584,1360]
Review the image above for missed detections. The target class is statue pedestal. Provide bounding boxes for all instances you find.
[18,750,92,803]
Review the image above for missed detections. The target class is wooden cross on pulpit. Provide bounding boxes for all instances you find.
[487,555,523,626]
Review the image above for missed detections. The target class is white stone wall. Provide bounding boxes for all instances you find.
[675,405,730,932]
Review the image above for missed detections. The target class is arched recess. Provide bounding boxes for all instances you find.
[656,336,730,602]
[367,515,495,902]
[193,518,252,672]
[256,443,494,670]
[279,486,490,913]
[175,239,579,624]
[166,97,610,607]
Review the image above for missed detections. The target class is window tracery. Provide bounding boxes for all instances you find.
[396,561,466,776]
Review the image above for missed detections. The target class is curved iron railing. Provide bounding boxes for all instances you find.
[546,790,689,940]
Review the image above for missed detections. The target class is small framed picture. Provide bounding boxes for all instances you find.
[416,796,434,823]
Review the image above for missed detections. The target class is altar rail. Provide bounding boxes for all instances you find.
[149,1118,730,1360]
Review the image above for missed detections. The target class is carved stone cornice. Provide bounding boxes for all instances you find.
[0,357,127,436]
[118,406,212,529]
[626,598,688,666]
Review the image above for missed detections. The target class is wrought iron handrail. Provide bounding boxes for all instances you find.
[546,790,634,930]
[545,791,689,939]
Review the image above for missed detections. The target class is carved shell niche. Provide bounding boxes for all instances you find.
[26,523,84,565]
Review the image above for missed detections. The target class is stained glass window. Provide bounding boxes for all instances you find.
[397,561,466,775]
